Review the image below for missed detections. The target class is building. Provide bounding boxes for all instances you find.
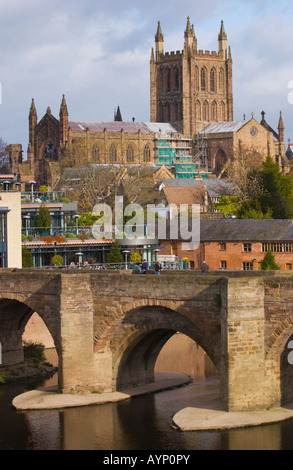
[5,18,288,190]
[150,18,233,137]
[0,191,22,268]
[158,219,293,271]
[198,111,288,176]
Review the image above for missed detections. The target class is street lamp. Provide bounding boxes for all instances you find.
[29,180,36,203]
[23,215,30,236]
[122,250,130,270]
[73,214,80,235]
[75,252,84,267]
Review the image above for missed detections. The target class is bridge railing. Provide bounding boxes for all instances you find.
[29,260,187,271]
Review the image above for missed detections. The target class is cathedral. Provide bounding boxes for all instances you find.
[6,17,288,189]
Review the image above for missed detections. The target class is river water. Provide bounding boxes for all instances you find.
[1,374,293,451]
[1,334,293,451]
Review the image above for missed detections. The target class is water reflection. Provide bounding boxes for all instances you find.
[1,376,293,450]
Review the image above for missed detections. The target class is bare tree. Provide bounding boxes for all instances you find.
[57,138,163,211]
[0,137,11,173]
[226,144,266,201]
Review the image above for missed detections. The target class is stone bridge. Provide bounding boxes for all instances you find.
[1,269,293,412]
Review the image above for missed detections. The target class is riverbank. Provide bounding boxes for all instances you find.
[0,358,57,384]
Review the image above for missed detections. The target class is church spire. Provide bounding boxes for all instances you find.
[114,106,123,122]
[155,21,164,59]
[278,111,285,142]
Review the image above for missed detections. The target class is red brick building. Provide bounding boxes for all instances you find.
[158,219,293,271]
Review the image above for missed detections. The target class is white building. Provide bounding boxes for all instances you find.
[0,191,22,268]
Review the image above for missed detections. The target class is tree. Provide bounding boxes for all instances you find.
[214,195,241,216]
[226,144,265,201]
[0,137,11,173]
[34,204,52,233]
[22,247,33,267]
[130,252,141,263]
[260,249,280,270]
[51,255,63,266]
[106,241,123,263]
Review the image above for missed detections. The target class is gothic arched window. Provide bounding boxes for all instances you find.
[195,100,201,121]
[143,144,151,163]
[167,69,171,92]
[109,143,117,163]
[201,68,206,91]
[211,101,217,121]
[126,145,134,163]
[210,69,216,92]
[219,68,224,90]
[219,101,226,121]
[175,68,180,91]
[203,101,209,121]
[92,145,100,162]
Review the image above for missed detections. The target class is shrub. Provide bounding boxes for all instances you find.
[260,250,280,270]
[130,252,141,263]
[23,341,46,361]
[65,232,76,238]
[51,255,63,266]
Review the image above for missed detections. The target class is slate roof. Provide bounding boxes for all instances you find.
[200,219,293,242]
[198,121,247,134]
[68,121,153,134]
[161,178,236,198]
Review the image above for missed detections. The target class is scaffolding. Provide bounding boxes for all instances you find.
[193,131,208,173]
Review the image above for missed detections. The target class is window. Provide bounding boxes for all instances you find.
[262,243,293,253]
[92,145,100,162]
[109,144,117,163]
[175,68,180,90]
[144,144,151,163]
[286,263,292,270]
[243,262,253,271]
[201,68,206,91]
[203,101,209,121]
[221,260,227,270]
[219,242,226,251]
[167,69,171,92]
[126,145,134,163]
[210,69,216,92]
[243,243,252,252]
[211,101,217,121]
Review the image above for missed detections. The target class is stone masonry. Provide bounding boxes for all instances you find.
[1,269,293,411]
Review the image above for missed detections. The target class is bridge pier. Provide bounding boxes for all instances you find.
[220,277,270,411]
[58,275,98,393]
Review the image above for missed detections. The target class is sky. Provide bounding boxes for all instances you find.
[1,0,293,154]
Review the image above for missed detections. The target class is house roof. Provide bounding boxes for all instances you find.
[200,219,293,242]
[163,186,206,206]
[161,178,236,197]
[159,219,293,242]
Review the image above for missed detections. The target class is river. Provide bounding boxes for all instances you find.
[1,334,293,451]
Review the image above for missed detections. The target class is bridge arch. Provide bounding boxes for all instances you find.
[0,295,61,367]
[109,305,220,391]
[266,317,293,406]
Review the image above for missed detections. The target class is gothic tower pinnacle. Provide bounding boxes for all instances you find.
[218,20,227,58]
[155,21,164,59]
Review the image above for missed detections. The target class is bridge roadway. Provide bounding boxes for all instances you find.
[1,268,293,412]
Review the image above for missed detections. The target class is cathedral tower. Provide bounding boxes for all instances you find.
[150,18,234,138]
